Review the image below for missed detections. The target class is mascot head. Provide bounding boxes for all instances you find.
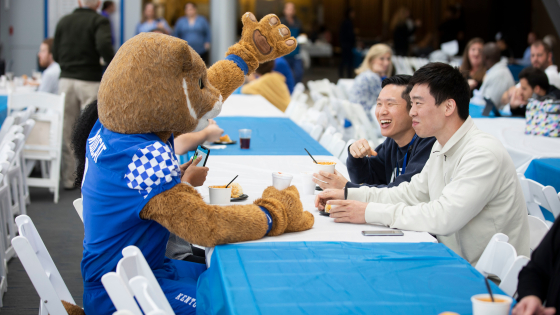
[97,33,222,136]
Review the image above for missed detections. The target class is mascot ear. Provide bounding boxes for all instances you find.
[181,43,194,73]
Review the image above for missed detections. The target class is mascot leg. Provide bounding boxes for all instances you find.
[160,259,206,314]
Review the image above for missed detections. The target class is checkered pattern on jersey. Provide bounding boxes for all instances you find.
[125,141,179,198]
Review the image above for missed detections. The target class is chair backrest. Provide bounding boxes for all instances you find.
[475,233,517,280]
[0,116,15,142]
[524,178,559,223]
[102,246,174,315]
[309,124,324,141]
[527,215,550,251]
[8,92,65,112]
[318,126,336,148]
[73,198,83,222]
[336,79,354,99]
[329,138,346,158]
[12,215,74,315]
[338,139,355,166]
[517,173,531,202]
[499,255,530,297]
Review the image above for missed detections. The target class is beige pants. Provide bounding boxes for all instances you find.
[59,78,100,189]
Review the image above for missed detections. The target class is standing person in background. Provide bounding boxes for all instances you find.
[280,2,304,83]
[25,38,61,94]
[391,7,421,56]
[521,32,537,66]
[349,44,393,121]
[173,2,211,63]
[339,8,356,79]
[459,38,485,92]
[101,1,116,45]
[136,3,171,34]
[53,0,114,189]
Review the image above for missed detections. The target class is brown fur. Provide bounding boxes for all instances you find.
[62,300,85,315]
[260,186,314,233]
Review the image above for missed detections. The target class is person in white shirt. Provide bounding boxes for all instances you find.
[478,42,514,109]
[315,62,529,266]
[25,38,61,94]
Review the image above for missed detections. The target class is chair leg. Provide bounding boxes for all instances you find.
[17,171,27,215]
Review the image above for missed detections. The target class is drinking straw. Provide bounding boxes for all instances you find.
[484,277,495,302]
[304,148,318,164]
[226,175,239,188]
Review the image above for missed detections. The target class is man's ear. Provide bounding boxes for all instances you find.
[534,85,543,96]
[444,99,457,117]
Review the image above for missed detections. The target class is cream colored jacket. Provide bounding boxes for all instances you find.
[347,117,530,265]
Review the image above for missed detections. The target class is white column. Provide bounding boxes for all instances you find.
[210,0,237,65]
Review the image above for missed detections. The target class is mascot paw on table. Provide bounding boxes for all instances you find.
[66,13,313,315]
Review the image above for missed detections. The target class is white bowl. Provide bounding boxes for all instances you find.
[272,172,293,190]
[471,294,512,315]
[313,160,336,174]
[208,187,232,205]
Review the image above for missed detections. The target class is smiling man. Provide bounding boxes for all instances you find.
[315,63,529,266]
[313,75,436,190]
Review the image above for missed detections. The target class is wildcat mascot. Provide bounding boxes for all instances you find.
[67,13,314,315]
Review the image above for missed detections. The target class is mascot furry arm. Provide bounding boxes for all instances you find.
[90,13,312,248]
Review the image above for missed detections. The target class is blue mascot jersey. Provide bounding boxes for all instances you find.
[81,120,205,315]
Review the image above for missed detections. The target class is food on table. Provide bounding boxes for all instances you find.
[325,204,332,213]
[475,297,508,303]
[219,134,232,143]
[317,161,336,165]
[208,183,243,198]
[22,74,28,80]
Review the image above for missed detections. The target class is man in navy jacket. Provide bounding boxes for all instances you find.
[314,75,436,189]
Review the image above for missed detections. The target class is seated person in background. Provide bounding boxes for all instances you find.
[25,38,60,94]
[313,75,436,190]
[509,67,560,117]
[241,60,291,112]
[349,44,393,121]
[315,63,529,266]
[174,119,224,155]
[459,38,485,92]
[273,56,295,94]
[513,218,559,315]
[478,42,515,109]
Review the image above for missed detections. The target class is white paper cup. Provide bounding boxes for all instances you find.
[471,294,512,315]
[313,160,336,174]
[208,186,232,205]
[272,172,293,190]
[300,172,316,195]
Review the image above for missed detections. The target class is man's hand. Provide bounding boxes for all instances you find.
[467,79,478,90]
[314,189,345,210]
[512,296,556,315]
[313,170,348,190]
[203,119,224,143]
[349,139,376,159]
[510,87,528,108]
[181,156,209,187]
[327,200,368,223]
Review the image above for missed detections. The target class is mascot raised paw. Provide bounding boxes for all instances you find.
[68,13,313,315]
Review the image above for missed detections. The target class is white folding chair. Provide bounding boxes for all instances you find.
[73,198,83,222]
[17,93,66,203]
[517,173,531,202]
[338,139,355,166]
[12,215,76,315]
[318,126,336,149]
[309,124,324,141]
[336,79,354,100]
[523,178,560,226]
[0,154,16,262]
[499,255,530,297]
[527,215,550,251]
[102,246,175,315]
[0,171,7,306]
[328,138,346,158]
[0,116,15,143]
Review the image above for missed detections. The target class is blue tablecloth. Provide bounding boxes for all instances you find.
[197,242,513,315]
[469,103,516,118]
[209,117,330,156]
[525,158,560,222]
[0,95,7,126]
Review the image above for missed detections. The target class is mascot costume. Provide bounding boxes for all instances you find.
[68,13,314,315]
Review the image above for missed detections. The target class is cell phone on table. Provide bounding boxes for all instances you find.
[192,145,210,167]
[362,230,404,236]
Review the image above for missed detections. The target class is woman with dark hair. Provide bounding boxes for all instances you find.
[173,2,211,62]
[460,38,485,91]
[135,3,171,34]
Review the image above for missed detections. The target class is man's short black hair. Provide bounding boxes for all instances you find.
[382,75,412,110]
[408,62,470,120]
[519,66,550,91]
[102,1,114,11]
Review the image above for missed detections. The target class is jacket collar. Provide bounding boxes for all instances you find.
[433,116,475,157]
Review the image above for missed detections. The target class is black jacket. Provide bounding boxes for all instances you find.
[53,8,114,82]
[345,135,436,189]
[517,217,560,308]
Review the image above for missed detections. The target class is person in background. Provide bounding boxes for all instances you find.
[280,2,304,83]
[521,32,537,66]
[174,119,224,155]
[24,38,60,94]
[459,38,485,92]
[101,1,115,45]
[349,43,392,121]
[273,56,295,94]
[315,62,529,266]
[391,7,421,56]
[513,218,559,315]
[313,75,436,190]
[478,42,514,109]
[241,60,291,112]
[53,0,114,189]
[173,2,211,63]
[136,3,171,34]
[509,67,560,117]
[339,8,356,79]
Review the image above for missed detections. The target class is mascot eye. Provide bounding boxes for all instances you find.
[198,78,204,89]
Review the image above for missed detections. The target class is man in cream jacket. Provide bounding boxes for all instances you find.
[316,63,529,266]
